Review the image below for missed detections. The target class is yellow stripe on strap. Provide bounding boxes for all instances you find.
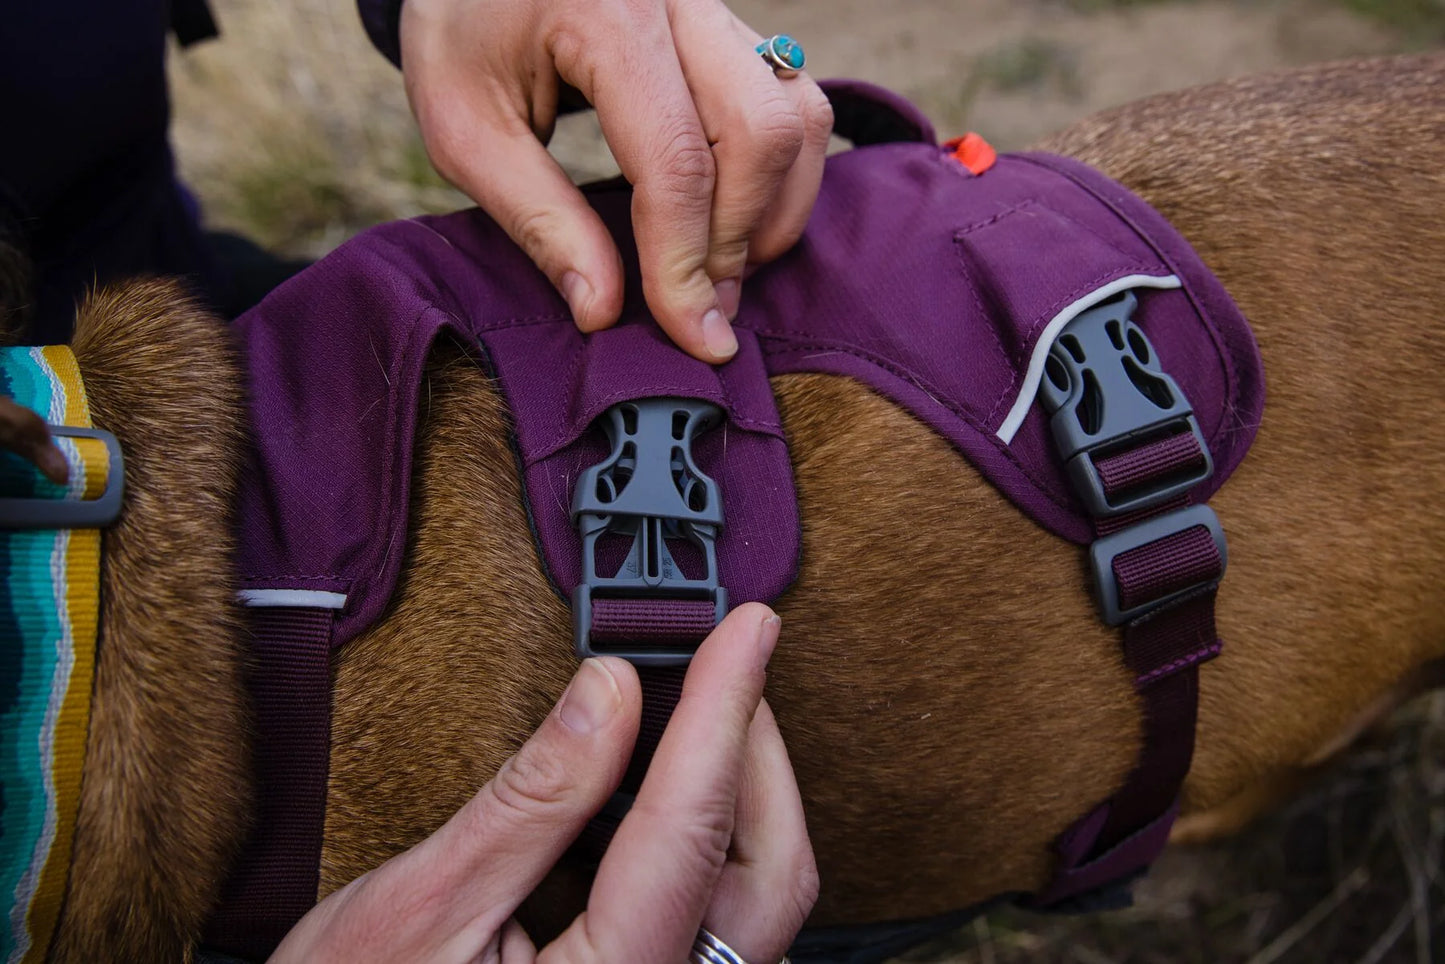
[37,347,89,426]
[0,345,102,964]
[38,347,107,502]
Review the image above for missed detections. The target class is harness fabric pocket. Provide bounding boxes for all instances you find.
[953,198,1158,427]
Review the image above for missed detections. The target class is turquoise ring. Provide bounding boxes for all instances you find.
[755,34,805,77]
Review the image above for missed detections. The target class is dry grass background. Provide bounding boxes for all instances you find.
[170,0,1425,256]
[169,1,1445,961]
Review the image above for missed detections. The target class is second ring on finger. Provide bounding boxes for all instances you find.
[691,926,790,964]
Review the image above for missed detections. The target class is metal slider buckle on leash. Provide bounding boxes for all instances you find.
[571,397,727,666]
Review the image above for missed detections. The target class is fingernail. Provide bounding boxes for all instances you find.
[559,658,621,734]
[715,277,741,320]
[560,271,593,325]
[759,611,781,663]
[701,308,738,360]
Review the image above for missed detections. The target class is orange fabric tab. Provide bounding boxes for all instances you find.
[944,132,998,176]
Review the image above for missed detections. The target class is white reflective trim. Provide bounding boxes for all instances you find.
[237,589,348,610]
[994,274,1183,445]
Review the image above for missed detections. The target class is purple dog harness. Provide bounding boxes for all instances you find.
[203,81,1263,959]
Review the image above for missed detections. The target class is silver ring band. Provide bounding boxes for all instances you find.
[690,927,790,964]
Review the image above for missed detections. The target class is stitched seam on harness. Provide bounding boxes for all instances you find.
[751,263,1151,457]
[1033,205,1155,278]
[949,234,1015,425]
[980,264,1158,427]
[525,341,782,464]
[1018,265,1156,354]
[468,313,572,330]
[954,200,1038,237]
[953,195,1155,350]
[1135,640,1222,687]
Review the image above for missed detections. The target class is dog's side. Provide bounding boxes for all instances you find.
[32,52,1445,959]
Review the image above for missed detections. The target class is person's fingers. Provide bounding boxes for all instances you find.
[747,76,833,264]
[668,3,804,319]
[500,917,538,961]
[400,0,625,331]
[702,700,819,964]
[434,120,625,333]
[666,2,832,317]
[549,3,735,362]
[269,657,641,962]
[0,397,67,484]
[543,603,781,963]
[397,657,640,935]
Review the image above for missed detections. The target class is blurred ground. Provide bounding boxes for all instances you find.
[896,694,1444,964]
[169,0,1434,257]
[170,2,1445,962]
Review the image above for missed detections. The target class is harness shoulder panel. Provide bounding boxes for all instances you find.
[742,144,1261,544]
[232,205,801,651]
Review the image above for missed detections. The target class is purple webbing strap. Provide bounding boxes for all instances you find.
[1097,587,1218,846]
[204,606,335,959]
[591,598,718,646]
[1037,432,1222,904]
[1096,493,1187,538]
[575,601,710,862]
[630,668,690,782]
[1112,526,1220,612]
[1094,429,1206,500]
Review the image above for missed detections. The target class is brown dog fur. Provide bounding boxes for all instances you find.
[27,52,1445,958]
[50,282,252,960]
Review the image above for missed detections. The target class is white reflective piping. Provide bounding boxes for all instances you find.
[994,274,1183,445]
[237,589,348,610]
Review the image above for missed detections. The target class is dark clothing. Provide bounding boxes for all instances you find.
[357,0,405,67]
[0,3,221,342]
[0,2,400,343]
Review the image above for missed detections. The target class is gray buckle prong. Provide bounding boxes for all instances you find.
[1038,292,1213,517]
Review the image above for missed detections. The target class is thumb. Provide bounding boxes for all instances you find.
[270,657,641,962]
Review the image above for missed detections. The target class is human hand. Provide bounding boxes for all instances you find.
[270,603,817,963]
[0,396,68,484]
[399,0,833,363]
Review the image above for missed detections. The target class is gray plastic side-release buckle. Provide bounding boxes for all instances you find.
[0,426,125,530]
[570,398,726,666]
[1038,292,1213,516]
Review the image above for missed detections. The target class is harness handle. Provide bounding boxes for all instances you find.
[821,79,938,147]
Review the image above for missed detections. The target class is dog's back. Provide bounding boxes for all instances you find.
[322,52,1445,929]
[34,52,1445,958]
